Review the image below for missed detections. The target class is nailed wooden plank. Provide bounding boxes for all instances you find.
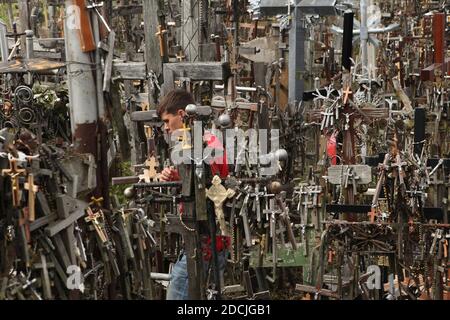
[45,199,87,237]
[327,165,372,185]
[37,192,52,216]
[30,213,57,232]
[113,4,143,16]
[112,61,147,80]
[163,62,231,82]
[211,98,258,111]
[130,110,159,122]
[33,51,62,60]
[44,208,85,237]
[111,176,140,185]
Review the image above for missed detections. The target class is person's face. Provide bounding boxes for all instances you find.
[161,109,185,134]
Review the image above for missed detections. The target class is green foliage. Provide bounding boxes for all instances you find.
[110,160,134,206]
[0,3,18,30]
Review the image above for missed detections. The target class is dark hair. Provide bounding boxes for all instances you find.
[157,89,195,116]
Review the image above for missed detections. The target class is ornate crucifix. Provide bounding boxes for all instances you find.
[2,158,26,207]
[206,175,236,236]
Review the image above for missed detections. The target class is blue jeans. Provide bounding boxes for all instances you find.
[166,253,189,300]
[166,251,228,300]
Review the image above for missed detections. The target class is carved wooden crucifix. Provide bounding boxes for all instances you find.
[2,158,26,207]
[206,175,236,236]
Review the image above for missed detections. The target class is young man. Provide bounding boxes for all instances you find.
[157,89,229,300]
[158,89,229,181]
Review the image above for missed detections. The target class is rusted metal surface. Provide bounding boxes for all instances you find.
[420,58,450,81]
[72,122,97,155]
[433,13,445,66]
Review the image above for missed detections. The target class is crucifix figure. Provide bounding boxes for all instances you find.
[2,158,26,207]
[24,174,38,221]
[85,207,108,243]
[206,175,236,236]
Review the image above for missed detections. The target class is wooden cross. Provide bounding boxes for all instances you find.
[206,175,236,236]
[342,86,352,104]
[139,156,160,183]
[89,196,104,208]
[24,174,38,221]
[368,207,378,223]
[2,158,26,207]
[155,25,168,58]
[176,50,186,62]
[84,207,108,243]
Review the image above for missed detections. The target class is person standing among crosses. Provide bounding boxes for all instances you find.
[157,89,230,300]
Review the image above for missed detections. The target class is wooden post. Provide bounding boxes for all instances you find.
[143,0,162,107]
[18,0,30,54]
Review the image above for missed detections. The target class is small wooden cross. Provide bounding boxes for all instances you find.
[368,207,378,223]
[176,50,186,62]
[206,175,236,236]
[139,156,160,183]
[85,207,108,243]
[24,174,38,221]
[155,25,168,58]
[342,86,352,104]
[2,158,26,207]
[89,196,104,208]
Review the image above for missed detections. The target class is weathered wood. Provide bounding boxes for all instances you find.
[327,165,372,185]
[18,0,30,54]
[182,0,200,62]
[113,4,143,16]
[112,61,147,80]
[30,213,57,232]
[143,0,162,107]
[130,110,159,122]
[164,62,230,81]
[45,206,86,237]
[211,98,257,111]
[33,51,62,60]
[103,31,116,92]
[109,81,131,161]
[111,176,140,185]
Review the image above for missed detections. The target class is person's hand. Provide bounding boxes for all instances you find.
[160,167,174,181]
